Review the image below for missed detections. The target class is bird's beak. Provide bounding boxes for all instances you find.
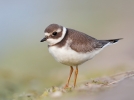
[40,36,48,42]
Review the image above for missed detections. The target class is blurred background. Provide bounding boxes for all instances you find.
[0,0,134,99]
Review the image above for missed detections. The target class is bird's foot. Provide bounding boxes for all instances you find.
[64,84,69,89]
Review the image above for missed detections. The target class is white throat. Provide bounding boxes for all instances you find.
[46,27,67,45]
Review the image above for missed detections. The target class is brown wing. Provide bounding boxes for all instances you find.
[68,28,100,53]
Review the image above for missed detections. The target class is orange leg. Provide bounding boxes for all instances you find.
[64,66,73,88]
[74,66,78,88]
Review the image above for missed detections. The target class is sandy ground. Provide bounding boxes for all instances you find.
[37,70,134,100]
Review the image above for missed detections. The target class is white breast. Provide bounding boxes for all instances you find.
[48,45,103,66]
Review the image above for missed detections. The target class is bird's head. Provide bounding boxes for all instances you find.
[40,24,67,45]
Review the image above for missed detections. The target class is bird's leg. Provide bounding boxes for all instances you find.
[64,66,73,88]
[74,66,78,88]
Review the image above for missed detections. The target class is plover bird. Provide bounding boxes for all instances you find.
[40,24,122,88]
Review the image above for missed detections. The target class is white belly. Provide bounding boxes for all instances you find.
[48,45,102,66]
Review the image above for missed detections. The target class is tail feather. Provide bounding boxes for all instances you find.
[106,38,123,44]
[98,38,123,48]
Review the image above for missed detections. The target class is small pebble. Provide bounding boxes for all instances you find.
[50,91,62,98]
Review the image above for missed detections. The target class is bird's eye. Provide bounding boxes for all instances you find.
[52,32,57,36]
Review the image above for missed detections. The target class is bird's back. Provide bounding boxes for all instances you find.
[66,28,99,53]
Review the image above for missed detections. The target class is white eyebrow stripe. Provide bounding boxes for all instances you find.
[56,28,61,32]
[45,32,50,36]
